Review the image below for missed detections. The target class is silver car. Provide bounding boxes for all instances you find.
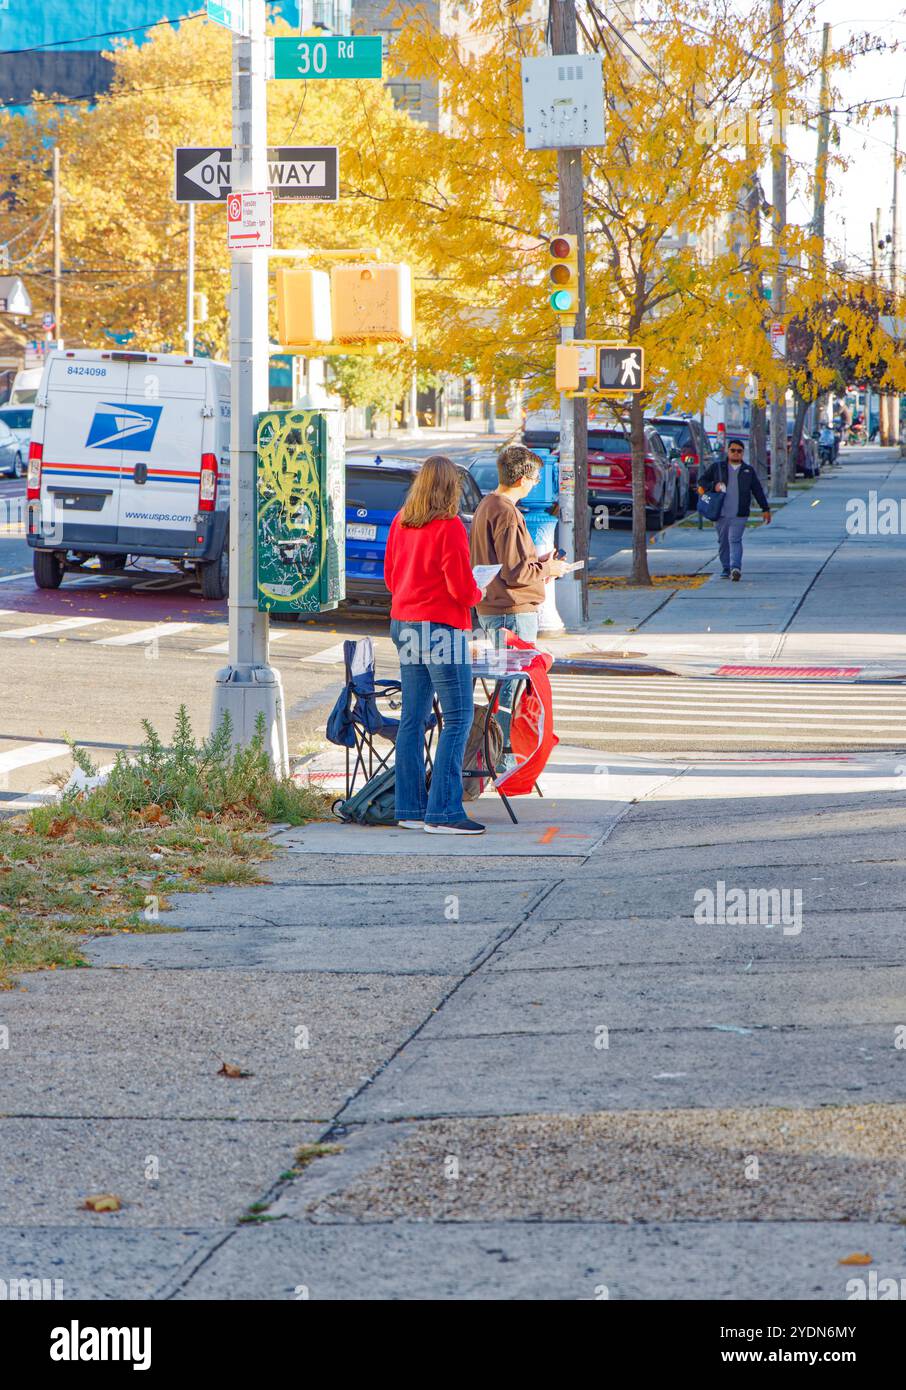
[0,417,25,478]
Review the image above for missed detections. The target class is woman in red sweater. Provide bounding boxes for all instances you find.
[384,455,485,834]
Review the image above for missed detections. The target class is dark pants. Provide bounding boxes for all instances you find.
[390,619,474,826]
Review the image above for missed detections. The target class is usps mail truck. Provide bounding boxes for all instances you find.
[27,348,231,598]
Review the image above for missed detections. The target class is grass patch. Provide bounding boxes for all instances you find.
[589,572,710,592]
[0,707,329,990]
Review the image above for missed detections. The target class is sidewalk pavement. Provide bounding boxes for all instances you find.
[3,742,906,1299]
[545,446,906,677]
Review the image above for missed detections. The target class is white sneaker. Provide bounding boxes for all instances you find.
[396,820,425,830]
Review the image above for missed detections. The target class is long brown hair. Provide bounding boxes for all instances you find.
[399,455,460,528]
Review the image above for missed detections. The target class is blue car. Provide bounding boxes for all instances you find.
[344,454,483,606]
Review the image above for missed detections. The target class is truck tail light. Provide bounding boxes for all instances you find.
[682,450,698,466]
[26,441,43,499]
[199,453,218,512]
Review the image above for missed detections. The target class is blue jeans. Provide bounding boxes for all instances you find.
[477,611,538,749]
[390,619,474,826]
[716,516,747,573]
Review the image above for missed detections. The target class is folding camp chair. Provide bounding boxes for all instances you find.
[325,637,436,800]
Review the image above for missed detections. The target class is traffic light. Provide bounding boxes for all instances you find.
[331,263,413,344]
[276,267,332,347]
[548,234,578,315]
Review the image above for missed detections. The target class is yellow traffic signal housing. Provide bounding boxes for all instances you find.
[555,343,581,391]
[548,234,578,314]
[276,267,332,347]
[330,263,414,344]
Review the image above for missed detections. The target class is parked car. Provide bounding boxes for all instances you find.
[645,414,717,493]
[586,425,675,530]
[344,455,482,605]
[0,404,33,453]
[766,424,819,478]
[0,418,25,478]
[465,451,501,495]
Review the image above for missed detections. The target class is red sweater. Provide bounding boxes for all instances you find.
[384,514,482,630]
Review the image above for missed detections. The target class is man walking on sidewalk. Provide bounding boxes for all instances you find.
[698,437,772,581]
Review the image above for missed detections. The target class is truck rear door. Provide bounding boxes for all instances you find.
[41,356,129,546]
[117,361,205,554]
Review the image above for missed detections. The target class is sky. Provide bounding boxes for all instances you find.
[785,0,906,279]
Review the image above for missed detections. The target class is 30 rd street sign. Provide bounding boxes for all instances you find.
[174,146,339,203]
[271,36,382,80]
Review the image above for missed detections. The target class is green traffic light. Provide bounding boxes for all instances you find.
[550,289,573,312]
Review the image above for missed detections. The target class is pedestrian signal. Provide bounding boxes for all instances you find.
[548,234,578,314]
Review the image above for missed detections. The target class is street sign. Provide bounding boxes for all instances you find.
[42,311,55,330]
[770,320,786,360]
[205,0,249,35]
[227,190,273,249]
[174,146,339,203]
[271,36,382,81]
[598,346,645,393]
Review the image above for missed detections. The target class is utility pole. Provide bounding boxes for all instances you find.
[52,146,62,346]
[769,0,788,499]
[887,110,899,446]
[551,0,588,626]
[185,201,195,357]
[747,172,768,480]
[811,23,830,433]
[210,0,289,773]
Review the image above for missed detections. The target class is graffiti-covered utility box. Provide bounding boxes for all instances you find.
[256,408,345,614]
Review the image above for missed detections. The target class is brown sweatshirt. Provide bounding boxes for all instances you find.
[469,492,555,615]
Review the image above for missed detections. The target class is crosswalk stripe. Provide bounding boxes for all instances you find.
[0,571,33,584]
[551,698,906,715]
[556,729,906,744]
[0,616,106,639]
[553,711,906,729]
[302,641,351,664]
[94,622,198,647]
[0,742,66,774]
[197,630,292,655]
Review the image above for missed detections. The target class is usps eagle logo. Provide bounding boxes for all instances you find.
[86,402,163,452]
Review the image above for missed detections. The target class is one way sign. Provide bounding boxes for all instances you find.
[174,146,339,203]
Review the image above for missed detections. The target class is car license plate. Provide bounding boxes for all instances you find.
[590,464,611,477]
[346,522,377,541]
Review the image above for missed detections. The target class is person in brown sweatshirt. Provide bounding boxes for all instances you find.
[470,443,569,644]
[470,445,569,769]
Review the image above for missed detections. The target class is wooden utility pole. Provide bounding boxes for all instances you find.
[769,0,788,498]
[52,146,62,345]
[550,0,589,623]
[747,173,768,480]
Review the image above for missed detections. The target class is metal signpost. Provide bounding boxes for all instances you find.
[210,0,290,774]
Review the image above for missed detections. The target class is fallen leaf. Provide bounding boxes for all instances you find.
[839,1253,872,1266]
[83,1193,122,1213]
[218,1061,253,1078]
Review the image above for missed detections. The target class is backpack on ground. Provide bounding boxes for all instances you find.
[333,765,397,825]
[462,705,504,800]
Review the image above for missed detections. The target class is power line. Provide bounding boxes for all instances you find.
[0,74,230,111]
[0,12,204,58]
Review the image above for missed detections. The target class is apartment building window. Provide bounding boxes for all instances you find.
[389,82,422,115]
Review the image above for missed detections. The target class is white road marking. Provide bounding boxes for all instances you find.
[0,571,33,584]
[0,616,106,639]
[197,630,292,655]
[301,641,351,664]
[556,729,906,744]
[94,622,198,647]
[0,742,67,774]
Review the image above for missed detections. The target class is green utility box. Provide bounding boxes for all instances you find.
[255,407,345,614]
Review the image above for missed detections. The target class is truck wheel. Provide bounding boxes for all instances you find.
[199,547,228,600]
[33,550,64,589]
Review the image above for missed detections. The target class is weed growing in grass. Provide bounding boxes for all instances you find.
[0,708,328,988]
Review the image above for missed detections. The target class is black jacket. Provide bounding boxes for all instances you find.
[698,459,770,518]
